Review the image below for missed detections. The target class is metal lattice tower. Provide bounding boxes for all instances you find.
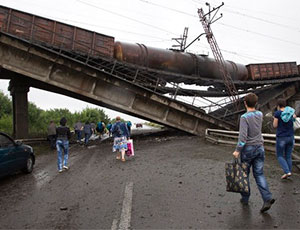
[198,3,240,110]
[172,27,189,51]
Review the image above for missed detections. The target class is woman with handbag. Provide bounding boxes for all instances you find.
[111,116,130,162]
[273,99,295,179]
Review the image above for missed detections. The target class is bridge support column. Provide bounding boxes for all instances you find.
[9,79,30,139]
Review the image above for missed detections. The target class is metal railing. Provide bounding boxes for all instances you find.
[205,128,300,169]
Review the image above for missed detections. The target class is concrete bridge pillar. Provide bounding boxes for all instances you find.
[9,79,30,139]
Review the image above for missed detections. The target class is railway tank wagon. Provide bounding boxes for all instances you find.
[114,41,248,83]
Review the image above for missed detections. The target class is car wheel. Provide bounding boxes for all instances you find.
[23,155,34,173]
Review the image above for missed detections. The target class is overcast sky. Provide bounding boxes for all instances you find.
[0,0,300,122]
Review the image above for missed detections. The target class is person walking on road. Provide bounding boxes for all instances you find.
[107,123,112,137]
[111,116,130,162]
[56,117,71,173]
[96,121,106,138]
[74,120,83,144]
[47,120,57,150]
[91,122,96,135]
[273,98,295,179]
[83,121,93,147]
[126,120,132,136]
[233,93,275,213]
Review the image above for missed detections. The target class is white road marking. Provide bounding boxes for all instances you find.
[115,182,134,230]
[111,219,118,230]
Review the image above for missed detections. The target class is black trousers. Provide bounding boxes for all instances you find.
[48,135,57,149]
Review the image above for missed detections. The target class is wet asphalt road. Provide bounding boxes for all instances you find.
[0,132,300,229]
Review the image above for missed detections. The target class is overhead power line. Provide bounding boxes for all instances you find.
[139,0,196,17]
[76,0,178,36]
[139,0,300,45]
[45,16,170,41]
[192,0,299,22]
[222,9,300,32]
[220,23,300,47]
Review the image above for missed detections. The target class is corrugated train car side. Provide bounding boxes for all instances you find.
[246,62,299,81]
[0,5,114,58]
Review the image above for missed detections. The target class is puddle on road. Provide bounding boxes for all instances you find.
[33,170,51,189]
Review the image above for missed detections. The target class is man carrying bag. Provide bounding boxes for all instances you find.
[231,93,275,213]
[225,158,249,194]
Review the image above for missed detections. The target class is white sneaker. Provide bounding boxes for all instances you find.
[63,166,69,170]
[59,169,63,173]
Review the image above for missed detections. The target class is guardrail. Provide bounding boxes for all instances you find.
[15,138,48,145]
[205,128,300,170]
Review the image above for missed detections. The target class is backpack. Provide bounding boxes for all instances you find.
[96,122,104,132]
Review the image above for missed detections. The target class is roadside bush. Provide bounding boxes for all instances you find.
[0,90,111,136]
[0,114,13,135]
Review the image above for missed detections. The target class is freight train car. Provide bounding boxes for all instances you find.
[246,62,299,80]
[0,5,299,86]
[0,5,114,58]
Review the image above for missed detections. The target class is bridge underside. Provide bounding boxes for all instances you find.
[0,33,235,138]
[210,82,300,122]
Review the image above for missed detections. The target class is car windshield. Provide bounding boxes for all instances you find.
[0,134,14,148]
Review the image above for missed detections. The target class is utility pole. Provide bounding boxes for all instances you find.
[172,27,189,51]
[198,2,240,111]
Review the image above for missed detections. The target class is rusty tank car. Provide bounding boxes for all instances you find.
[114,41,248,83]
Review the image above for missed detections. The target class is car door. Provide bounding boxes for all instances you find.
[0,133,19,177]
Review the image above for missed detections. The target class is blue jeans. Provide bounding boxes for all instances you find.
[56,139,69,170]
[276,136,294,174]
[85,133,91,145]
[75,130,82,142]
[240,145,272,202]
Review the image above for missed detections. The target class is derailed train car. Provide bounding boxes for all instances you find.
[114,41,299,82]
[0,5,299,85]
[114,41,249,81]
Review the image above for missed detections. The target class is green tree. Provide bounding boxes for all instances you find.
[0,90,112,136]
[0,114,13,134]
[80,107,110,125]
[0,91,12,118]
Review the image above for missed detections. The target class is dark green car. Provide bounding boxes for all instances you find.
[0,132,35,178]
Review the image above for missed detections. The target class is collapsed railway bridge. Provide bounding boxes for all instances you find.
[0,5,300,138]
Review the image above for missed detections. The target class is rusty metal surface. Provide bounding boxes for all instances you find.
[114,41,248,81]
[246,62,299,80]
[210,82,300,121]
[0,5,114,58]
[161,84,277,97]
